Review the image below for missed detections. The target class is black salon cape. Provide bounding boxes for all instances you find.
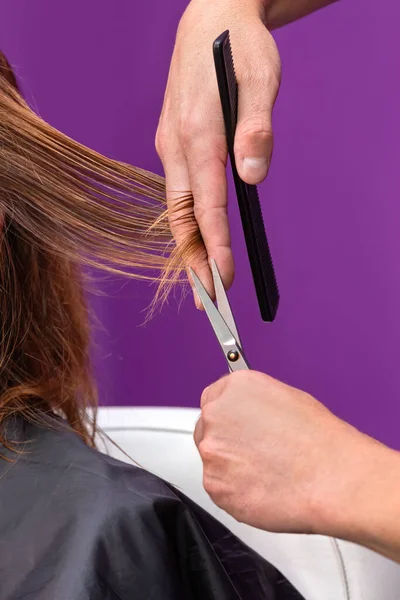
[0,418,303,600]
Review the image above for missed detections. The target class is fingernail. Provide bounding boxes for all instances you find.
[192,287,202,310]
[242,157,269,182]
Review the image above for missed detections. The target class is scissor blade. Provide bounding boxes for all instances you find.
[190,268,236,347]
[210,259,241,348]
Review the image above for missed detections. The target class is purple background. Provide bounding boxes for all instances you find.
[2,1,400,449]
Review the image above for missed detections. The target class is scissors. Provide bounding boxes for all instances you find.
[190,259,250,372]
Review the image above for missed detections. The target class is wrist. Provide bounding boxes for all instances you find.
[264,0,339,30]
[311,428,400,550]
[349,443,400,556]
[187,0,266,21]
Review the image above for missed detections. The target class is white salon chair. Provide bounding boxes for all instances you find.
[97,406,400,600]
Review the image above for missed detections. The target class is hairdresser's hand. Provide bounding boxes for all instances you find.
[156,0,280,305]
[194,370,400,561]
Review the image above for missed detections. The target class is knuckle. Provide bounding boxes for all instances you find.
[201,384,219,409]
[203,477,235,513]
[193,203,226,225]
[200,385,211,406]
[155,127,167,158]
[167,210,196,240]
[201,376,230,408]
[245,64,281,93]
[197,437,217,463]
[223,370,249,395]
[237,115,273,139]
[179,111,205,148]
[203,475,220,499]
[215,374,232,395]
[200,402,214,425]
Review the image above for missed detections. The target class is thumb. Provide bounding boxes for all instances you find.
[234,73,279,185]
[200,375,229,408]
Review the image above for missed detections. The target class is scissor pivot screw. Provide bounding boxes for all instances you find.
[227,350,239,362]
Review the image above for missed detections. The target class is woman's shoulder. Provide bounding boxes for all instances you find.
[1,418,178,515]
[67,435,178,509]
[29,419,178,503]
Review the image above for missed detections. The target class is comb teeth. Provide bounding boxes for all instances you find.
[221,37,238,132]
[248,185,279,308]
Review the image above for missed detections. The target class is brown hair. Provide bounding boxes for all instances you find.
[0,52,200,452]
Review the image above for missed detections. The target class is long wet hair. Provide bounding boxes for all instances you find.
[0,52,200,452]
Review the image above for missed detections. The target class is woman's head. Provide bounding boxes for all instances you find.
[0,52,200,451]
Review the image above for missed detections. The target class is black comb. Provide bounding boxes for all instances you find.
[213,30,279,322]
